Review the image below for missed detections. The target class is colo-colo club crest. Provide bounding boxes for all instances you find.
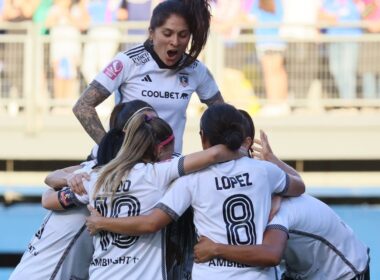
[179,73,189,87]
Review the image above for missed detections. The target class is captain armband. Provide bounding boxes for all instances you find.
[57,187,84,209]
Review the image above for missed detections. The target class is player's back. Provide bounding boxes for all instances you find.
[277,195,369,279]
[167,157,288,280]
[87,157,182,280]
[9,206,91,280]
[9,161,96,280]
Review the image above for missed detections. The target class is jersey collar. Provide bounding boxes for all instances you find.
[144,40,184,70]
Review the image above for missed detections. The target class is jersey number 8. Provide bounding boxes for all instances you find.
[223,194,256,245]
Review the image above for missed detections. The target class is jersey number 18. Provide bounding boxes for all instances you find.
[95,195,141,250]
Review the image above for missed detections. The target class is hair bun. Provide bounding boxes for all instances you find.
[222,130,243,150]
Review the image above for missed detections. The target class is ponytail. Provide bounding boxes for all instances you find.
[93,113,173,199]
[180,0,211,68]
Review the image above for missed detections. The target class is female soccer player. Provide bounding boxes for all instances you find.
[193,130,370,280]
[85,103,305,280]
[73,0,223,153]
[9,100,157,280]
[42,110,241,280]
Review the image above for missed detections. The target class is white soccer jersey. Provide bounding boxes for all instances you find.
[267,194,370,280]
[9,161,96,280]
[157,157,289,280]
[76,156,184,280]
[94,42,220,153]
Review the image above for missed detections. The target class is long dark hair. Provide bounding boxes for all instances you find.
[238,109,255,141]
[96,100,156,166]
[150,0,211,69]
[200,103,245,150]
[238,109,255,158]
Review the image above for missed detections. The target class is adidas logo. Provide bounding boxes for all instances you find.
[141,75,152,82]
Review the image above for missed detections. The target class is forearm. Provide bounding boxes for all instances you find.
[73,83,109,144]
[95,216,158,235]
[44,170,68,190]
[268,155,305,196]
[44,165,81,190]
[183,144,238,174]
[214,244,281,266]
[89,209,172,235]
[41,189,64,210]
[266,154,299,177]
[203,91,224,107]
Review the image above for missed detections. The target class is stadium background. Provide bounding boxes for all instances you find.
[1,1,380,279]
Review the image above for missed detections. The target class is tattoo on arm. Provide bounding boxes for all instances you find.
[202,91,224,107]
[73,82,111,144]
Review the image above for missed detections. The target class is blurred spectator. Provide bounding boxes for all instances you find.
[120,0,157,36]
[320,0,362,100]
[209,1,260,115]
[33,0,53,35]
[251,0,289,116]
[2,0,38,22]
[80,0,125,85]
[280,0,322,98]
[211,0,246,39]
[2,0,40,99]
[45,0,85,100]
[0,0,4,20]
[357,0,380,99]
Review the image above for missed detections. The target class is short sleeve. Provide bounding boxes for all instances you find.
[93,52,131,94]
[151,156,185,190]
[156,176,192,221]
[195,63,220,102]
[265,162,289,195]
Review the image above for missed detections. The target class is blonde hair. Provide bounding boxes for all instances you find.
[93,112,173,199]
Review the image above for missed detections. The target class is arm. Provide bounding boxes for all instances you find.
[202,91,224,107]
[269,195,282,222]
[194,229,287,267]
[44,165,82,190]
[44,164,90,195]
[253,130,305,196]
[86,206,173,235]
[182,144,242,175]
[42,187,87,211]
[41,189,65,210]
[72,82,111,144]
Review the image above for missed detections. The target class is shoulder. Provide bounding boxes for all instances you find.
[239,157,273,169]
[122,44,152,66]
[183,58,206,72]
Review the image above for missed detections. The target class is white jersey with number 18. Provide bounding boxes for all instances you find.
[76,156,184,280]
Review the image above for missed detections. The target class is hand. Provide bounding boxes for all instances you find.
[86,205,102,235]
[194,236,218,263]
[252,130,274,161]
[67,172,90,195]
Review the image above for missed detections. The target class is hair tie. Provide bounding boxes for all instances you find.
[157,134,174,149]
[145,114,154,122]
